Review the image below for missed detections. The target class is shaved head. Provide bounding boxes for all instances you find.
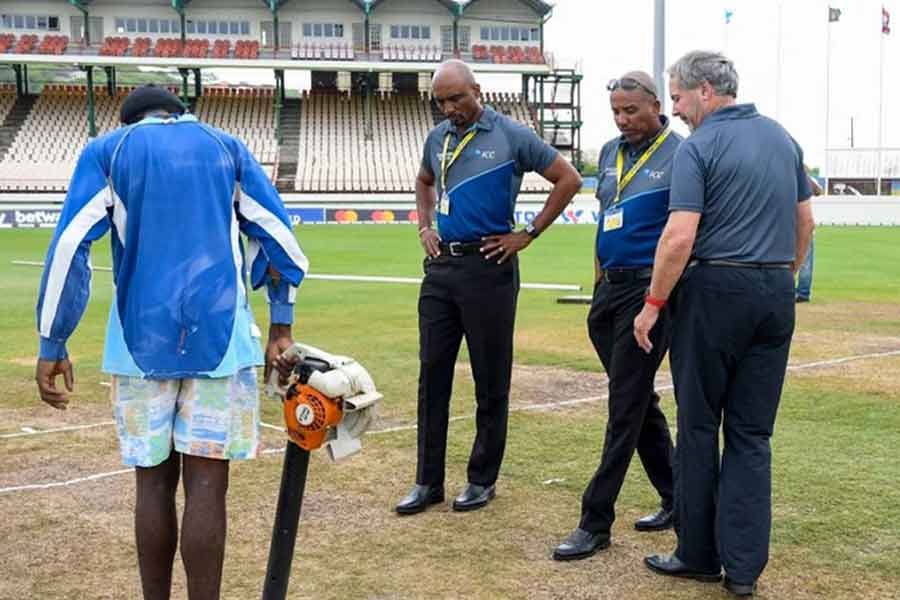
[432,59,483,131]
[433,59,477,88]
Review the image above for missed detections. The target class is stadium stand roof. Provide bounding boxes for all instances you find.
[348,0,553,17]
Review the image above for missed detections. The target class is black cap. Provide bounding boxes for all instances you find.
[120,84,187,125]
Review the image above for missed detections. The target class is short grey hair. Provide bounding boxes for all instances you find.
[667,50,739,97]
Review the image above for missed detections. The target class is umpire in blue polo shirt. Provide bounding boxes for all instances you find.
[635,51,815,597]
[552,71,680,561]
[395,60,582,515]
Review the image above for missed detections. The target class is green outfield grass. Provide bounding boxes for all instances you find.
[1,225,899,599]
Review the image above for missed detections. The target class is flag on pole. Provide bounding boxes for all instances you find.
[883,6,891,34]
[828,6,842,22]
[724,9,734,24]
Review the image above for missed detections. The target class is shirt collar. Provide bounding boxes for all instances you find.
[442,105,496,137]
[135,113,198,126]
[700,103,758,126]
[618,114,670,155]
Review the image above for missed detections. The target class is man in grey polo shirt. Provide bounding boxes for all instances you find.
[633,51,815,597]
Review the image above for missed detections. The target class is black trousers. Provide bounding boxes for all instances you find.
[670,265,795,584]
[578,277,675,535]
[416,252,519,487]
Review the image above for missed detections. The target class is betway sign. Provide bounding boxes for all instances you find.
[0,210,61,228]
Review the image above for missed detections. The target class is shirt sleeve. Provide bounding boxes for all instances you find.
[595,143,611,202]
[792,139,813,202]
[510,121,559,175]
[668,140,706,213]
[420,132,435,177]
[36,141,112,360]
[233,140,308,325]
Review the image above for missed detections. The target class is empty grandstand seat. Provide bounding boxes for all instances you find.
[0,33,15,53]
[14,34,38,54]
[100,36,130,56]
[212,39,230,59]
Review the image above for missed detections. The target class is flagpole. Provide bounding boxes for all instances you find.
[825,11,832,193]
[877,12,885,196]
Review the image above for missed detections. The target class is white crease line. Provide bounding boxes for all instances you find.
[0,421,115,439]
[787,349,900,370]
[11,260,580,292]
[0,468,133,494]
[3,348,899,494]
[6,349,900,443]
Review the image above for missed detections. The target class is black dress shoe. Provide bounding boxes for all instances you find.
[552,528,610,561]
[723,577,756,597]
[644,554,722,582]
[634,507,674,531]
[451,483,495,512]
[395,484,444,515]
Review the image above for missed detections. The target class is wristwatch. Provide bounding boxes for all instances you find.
[524,222,540,239]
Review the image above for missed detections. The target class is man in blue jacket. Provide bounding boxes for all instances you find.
[34,85,308,600]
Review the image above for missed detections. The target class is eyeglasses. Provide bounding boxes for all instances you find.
[606,77,657,97]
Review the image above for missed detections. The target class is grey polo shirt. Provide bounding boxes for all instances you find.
[595,116,683,269]
[421,106,558,242]
[669,103,812,263]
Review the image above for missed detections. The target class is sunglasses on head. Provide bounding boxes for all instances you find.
[606,77,657,97]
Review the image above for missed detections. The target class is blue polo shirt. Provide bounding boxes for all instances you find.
[421,106,559,242]
[595,116,683,269]
[669,103,812,263]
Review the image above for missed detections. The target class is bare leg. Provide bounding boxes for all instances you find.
[135,453,181,600]
[181,455,229,600]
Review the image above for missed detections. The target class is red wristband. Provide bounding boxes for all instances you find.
[644,293,667,309]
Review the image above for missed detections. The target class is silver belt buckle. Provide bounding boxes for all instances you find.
[448,242,464,257]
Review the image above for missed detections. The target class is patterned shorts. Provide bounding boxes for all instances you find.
[111,367,259,467]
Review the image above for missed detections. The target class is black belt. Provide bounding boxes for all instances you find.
[689,259,793,270]
[439,241,482,257]
[602,267,653,284]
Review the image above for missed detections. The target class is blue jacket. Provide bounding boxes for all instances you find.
[36,114,308,379]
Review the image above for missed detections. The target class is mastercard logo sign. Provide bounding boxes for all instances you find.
[370,210,395,223]
[333,210,359,223]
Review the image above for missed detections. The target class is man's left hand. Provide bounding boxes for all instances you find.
[265,324,295,386]
[634,304,660,354]
[481,231,531,264]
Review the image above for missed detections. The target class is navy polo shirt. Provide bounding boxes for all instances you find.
[669,103,812,263]
[595,116,683,269]
[421,106,559,242]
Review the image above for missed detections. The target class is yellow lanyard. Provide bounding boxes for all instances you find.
[614,128,671,203]
[441,129,478,194]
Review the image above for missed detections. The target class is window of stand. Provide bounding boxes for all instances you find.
[479,25,540,42]
[389,24,431,40]
[303,23,345,38]
[1,14,60,31]
[113,17,249,36]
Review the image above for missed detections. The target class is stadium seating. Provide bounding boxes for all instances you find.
[470,44,544,65]
[382,45,441,62]
[289,90,550,193]
[193,87,278,164]
[0,84,280,191]
[0,85,16,121]
[0,84,553,193]
[292,43,355,61]
[99,36,130,56]
[0,34,14,54]
[13,34,38,54]
[235,40,260,59]
[293,91,433,192]
[37,35,69,55]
